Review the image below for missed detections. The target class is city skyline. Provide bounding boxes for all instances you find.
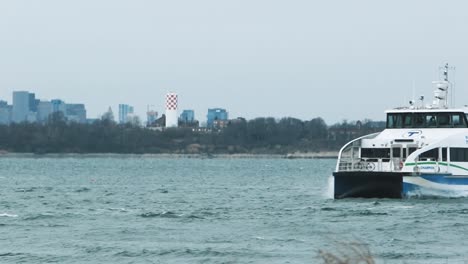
[1,1,468,123]
[0,90,235,127]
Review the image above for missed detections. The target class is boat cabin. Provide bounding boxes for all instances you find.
[386,110,468,129]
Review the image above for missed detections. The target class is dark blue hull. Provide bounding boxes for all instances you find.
[333,171,403,199]
[334,171,468,199]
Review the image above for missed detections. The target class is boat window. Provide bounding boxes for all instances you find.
[413,113,425,128]
[442,148,447,161]
[450,148,468,162]
[361,148,390,159]
[387,114,402,128]
[403,114,412,127]
[453,113,467,128]
[438,113,451,128]
[426,114,437,128]
[420,148,439,161]
[408,147,417,156]
[392,147,401,158]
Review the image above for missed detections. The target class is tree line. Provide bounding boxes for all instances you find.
[0,113,385,154]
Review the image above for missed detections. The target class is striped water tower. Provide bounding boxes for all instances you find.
[165,92,178,128]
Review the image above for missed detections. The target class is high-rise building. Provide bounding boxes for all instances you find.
[26,112,37,123]
[207,108,228,128]
[66,104,87,123]
[146,110,158,126]
[37,101,53,122]
[180,110,195,123]
[51,99,67,115]
[29,93,39,112]
[0,100,11,125]
[165,93,178,128]
[118,104,134,124]
[12,91,31,123]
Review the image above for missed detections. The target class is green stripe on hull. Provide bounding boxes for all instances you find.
[405,161,468,171]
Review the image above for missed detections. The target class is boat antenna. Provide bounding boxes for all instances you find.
[443,63,449,82]
[444,63,450,108]
[438,63,455,107]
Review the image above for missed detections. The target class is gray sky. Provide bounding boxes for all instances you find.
[1,0,468,124]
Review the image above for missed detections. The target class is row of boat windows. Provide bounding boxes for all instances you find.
[416,148,468,162]
[361,148,416,159]
[386,112,468,128]
[361,147,468,162]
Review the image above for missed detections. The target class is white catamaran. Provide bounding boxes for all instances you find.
[333,64,468,198]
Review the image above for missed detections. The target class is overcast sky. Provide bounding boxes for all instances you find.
[1,1,467,124]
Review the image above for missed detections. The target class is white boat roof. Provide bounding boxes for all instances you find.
[386,107,468,114]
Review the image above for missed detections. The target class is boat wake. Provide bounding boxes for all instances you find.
[325,176,334,199]
[406,188,468,199]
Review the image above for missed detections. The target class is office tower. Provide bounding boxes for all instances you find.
[12,91,31,123]
[118,104,134,124]
[37,101,53,122]
[66,104,87,123]
[0,100,11,125]
[146,110,158,126]
[51,99,67,115]
[180,110,195,123]
[207,108,228,128]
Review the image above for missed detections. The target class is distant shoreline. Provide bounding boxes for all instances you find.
[0,152,338,159]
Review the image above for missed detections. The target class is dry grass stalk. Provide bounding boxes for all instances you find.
[318,241,375,264]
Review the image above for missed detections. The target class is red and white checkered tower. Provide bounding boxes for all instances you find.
[165,92,178,127]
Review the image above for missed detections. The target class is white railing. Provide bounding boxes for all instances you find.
[335,133,382,172]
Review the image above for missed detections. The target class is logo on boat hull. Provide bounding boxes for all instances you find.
[402,130,422,138]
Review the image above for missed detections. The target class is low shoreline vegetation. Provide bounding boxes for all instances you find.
[0,114,384,154]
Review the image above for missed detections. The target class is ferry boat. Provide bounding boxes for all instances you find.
[333,64,468,198]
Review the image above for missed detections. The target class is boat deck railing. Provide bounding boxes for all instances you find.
[336,132,404,173]
[338,158,403,172]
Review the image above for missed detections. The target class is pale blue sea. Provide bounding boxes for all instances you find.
[1,157,468,263]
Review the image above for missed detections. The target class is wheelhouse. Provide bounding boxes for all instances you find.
[386,111,468,129]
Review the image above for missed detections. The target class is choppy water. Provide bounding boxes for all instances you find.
[1,157,468,263]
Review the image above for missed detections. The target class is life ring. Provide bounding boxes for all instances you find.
[366,162,375,171]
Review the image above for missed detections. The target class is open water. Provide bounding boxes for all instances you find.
[1,157,468,263]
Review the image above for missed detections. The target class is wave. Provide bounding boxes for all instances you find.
[75,187,91,193]
[139,211,180,218]
[114,249,178,257]
[406,188,468,199]
[14,187,36,193]
[0,213,18,218]
[0,252,24,257]
[436,209,468,215]
[108,208,128,212]
[114,248,256,258]
[320,207,337,211]
[23,213,55,221]
[335,209,389,217]
[139,211,207,219]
